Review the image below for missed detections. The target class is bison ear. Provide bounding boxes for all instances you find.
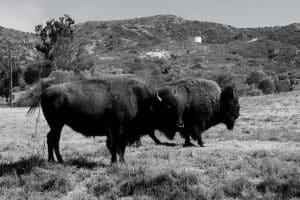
[173,90,177,95]
[156,92,162,102]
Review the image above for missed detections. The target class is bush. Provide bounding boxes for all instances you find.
[211,72,238,90]
[78,70,92,81]
[246,70,266,86]
[238,84,262,96]
[23,65,41,84]
[49,70,79,83]
[258,77,275,94]
[275,79,292,93]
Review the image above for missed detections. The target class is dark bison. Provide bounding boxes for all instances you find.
[138,78,240,147]
[28,75,184,164]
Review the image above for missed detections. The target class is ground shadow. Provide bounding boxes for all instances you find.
[0,155,45,176]
[65,156,107,169]
[159,142,177,146]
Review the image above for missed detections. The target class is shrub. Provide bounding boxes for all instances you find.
[49,70,79,83]
[274,79,292,93]
[246,70,266,86]
[78,70,92,81]
[258,77,275,94]
[211,72,237,89]
[238,84,262,96]
[23,65,41,84]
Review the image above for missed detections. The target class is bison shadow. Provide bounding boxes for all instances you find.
[65,156,107,169]
[0,155,45,176]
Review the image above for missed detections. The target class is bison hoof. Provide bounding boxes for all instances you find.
[199,144,205,147]
[161,142,176,146]
[131,141,142,148]
[183,142,196,147]
[48,159,62,164]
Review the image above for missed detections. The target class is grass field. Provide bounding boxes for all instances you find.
[0,91,299,200]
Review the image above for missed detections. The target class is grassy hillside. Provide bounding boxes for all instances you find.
[69,15,300,91]
[1,15,299,78]
[0,91,299,199]
[0,26,37,66]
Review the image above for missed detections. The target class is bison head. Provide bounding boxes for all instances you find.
[154,88,184,136]
[220,86,240,130]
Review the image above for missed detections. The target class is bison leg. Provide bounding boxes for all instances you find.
[183,136,196,147]
[149,131,162,145]
[133,130,161,147]
[53,130,63,163]
[131,138,142,147]
[47,125,63,162]
[116,124,127,164]
[106,128,117,163]
[47,131,55,162]
[182,129,196,147]
[117,139,127,164]
[190,122,205,147]
[197,134,205,147]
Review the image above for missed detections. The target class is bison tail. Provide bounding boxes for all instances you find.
[27,102,40,116]
[27,78,53,116]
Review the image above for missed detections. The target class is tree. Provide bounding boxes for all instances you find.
[24,64,41,84]
[0,58,21,101]
[34,14,75,76]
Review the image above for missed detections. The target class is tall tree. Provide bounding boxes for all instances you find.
[34,14,75,76]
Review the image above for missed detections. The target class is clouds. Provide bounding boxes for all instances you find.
[0,0,299,32]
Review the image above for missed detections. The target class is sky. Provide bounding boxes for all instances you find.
[0,0,299,32]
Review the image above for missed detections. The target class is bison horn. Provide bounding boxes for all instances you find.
[156,92,162,102]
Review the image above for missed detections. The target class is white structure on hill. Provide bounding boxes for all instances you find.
[194,36,202,43]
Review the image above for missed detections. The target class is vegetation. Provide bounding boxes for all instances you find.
[0,14,299,105]
[23,64,41,84]
[258,77,275,94]
[34,14,75,76]
[1,91,300,199]
[0,15,299,199]
[245,70,267,86]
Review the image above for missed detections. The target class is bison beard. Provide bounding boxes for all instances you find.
[28,75,184,164]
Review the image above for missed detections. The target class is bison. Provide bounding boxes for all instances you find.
[138,78,240,147]
[28,75,184,164]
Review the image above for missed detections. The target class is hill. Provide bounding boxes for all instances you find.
[0,26,37,66]
[0,15,300,91]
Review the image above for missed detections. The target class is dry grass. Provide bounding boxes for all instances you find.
[0,91,299,199]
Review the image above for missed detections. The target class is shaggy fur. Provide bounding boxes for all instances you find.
[145,77,240,147]
[28,75,184,163]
